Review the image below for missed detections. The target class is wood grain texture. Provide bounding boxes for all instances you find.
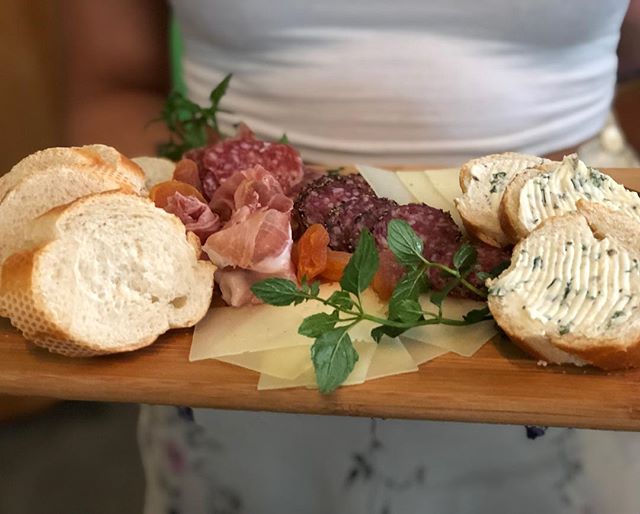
[1,169,640,430]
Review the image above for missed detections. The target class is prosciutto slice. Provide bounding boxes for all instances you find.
[164,192,221,244]
[203,165,296,306]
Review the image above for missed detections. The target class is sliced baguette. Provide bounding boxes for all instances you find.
[0,192,215,357]
[499,154,640,244]
[0,145,146,289]
[132,156,176,190]
[488,202,640,369]
[454,153,555,247]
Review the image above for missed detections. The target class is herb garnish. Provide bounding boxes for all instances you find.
[157,73,232,160]
[251,221,496,393]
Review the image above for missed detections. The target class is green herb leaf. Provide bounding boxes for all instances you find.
[462,306,492,324]
[327,291,354,311]
[388,268,427,320]
[299,311,339,338]
[250,278,304,306]
[309,281,321,298]
[393,298,424,323]
[340,230,379,294]
[489,260,511,278]
[278,133,290,144]
[453,243,477,274]
[386,220,424,268]
[209,73,232,112]
[430,278,460,314]
[475,271,491,283]
[370,325,407,343]
[311,328,359,393]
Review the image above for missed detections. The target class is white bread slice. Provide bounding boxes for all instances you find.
[488,202,640,369]
[499,154,640,243]
[0,145,146,289]
[455,153,555,247]
[0,192,215,357]
[132,156,176,190]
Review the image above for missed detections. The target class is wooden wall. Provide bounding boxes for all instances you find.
[0,1,61,174]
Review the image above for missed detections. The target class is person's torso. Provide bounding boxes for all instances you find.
[172,0,629,165]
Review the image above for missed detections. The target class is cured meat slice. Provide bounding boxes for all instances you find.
[173,158,203,194]
[209,165,292,222]
[164,192,221,244]
[216,265,296,307]
[189,128,304,199]
[373,203,462,259]
[293,174,375,235]
[325,196,397,252]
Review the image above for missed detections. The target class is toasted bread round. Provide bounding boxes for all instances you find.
[488,204,640,369]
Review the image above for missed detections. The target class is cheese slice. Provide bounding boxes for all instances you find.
[356,164,416,204]
[257,340,377,390]
[424,168,460,205]
[401,339,449,365]
[217,345,313,380]
[365,337,418,380]
[401,298,497,357]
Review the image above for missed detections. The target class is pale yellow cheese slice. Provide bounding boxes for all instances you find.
[257,340,377,390]
[365,337,418,380]
[401,339,449,365]
[217,345,312,380]
[424,168,460,205]
[401,298,496,357]
[356,164,417,204]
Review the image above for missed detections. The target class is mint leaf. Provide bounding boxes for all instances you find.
[251,278,304,306]
[462,306,493,324]
[340,230,379,294]
[299,311,339,338]
[453,243,477,274]
[393,298,424,323]
[388,268,427,320]
[327,291,354,311]
[371,325,407,343]
[209,73,232,112]
[386,219,424,268]
[430,278,460,314]
[489,259,510,278]
[309,281,321,297]
[311,328,359,394]
[278,133,290,144]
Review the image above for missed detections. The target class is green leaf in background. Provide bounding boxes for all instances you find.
[340,230,379,294]
[327,290,354,311]
[278,133,290,144]
[209,73,232,112]
[452,243,477,274]
[311,328,359,394]
[462,306,493,324]
[250,278,304,306]
[386,220,424,268]
[298,311,340,338]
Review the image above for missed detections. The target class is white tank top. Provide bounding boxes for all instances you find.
[171,0,628,165]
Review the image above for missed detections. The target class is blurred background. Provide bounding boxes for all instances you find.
[0,2,639,513]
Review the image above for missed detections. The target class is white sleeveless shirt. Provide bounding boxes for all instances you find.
[171,0,628,165]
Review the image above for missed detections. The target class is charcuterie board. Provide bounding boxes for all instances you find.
[0,168,639,431]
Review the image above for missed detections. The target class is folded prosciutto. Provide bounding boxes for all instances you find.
[203,166,295,306]
[164,192,221,244]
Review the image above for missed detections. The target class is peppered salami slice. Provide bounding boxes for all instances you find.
[373,203,462,258]
[293,174,375,234]
[190,134,304,199]
[325,196,397,251]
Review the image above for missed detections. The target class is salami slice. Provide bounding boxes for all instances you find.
[293,174,375,235]
[187,131,304,200]
[325,196,397,252]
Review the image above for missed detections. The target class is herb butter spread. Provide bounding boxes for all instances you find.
[489,216,640,338]
[518,155,640,233]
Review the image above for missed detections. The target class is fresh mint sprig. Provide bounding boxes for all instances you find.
[251,221,496,394]
[157,73,232,160]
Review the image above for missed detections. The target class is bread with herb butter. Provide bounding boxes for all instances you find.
[488,202,640,369]
[455,153,555,247]
[499,154,640,244]
[0,192,215,357]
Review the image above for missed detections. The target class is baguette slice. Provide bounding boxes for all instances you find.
[0,192,215,357]
[0,145,146,285]
[455,153,555,247]
[499,154,640,243]
[488,202,640,369]
[132,156,176,190]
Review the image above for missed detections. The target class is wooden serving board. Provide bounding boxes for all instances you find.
[1,168,639,431]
